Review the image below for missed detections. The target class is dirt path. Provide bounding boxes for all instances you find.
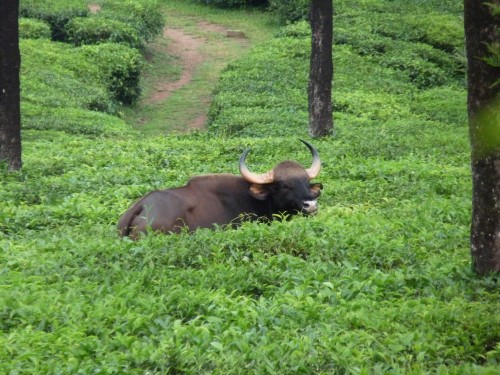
[140,20,248,132]
[88,3,101,13]
[88,3,251,133]
[144,27,205,106]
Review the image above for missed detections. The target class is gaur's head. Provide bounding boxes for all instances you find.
[239,140,323,215]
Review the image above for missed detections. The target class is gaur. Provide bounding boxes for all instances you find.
[117,140,323,238]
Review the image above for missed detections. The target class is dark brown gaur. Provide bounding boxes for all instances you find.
[117,140,323,239]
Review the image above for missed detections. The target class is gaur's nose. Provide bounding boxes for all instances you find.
[302,200,318,214]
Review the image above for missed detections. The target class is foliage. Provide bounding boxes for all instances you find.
[209,0,466,136]
[1,129,499,372]
[20,39,114,112]
[80,43,145,105]
[99,0,165,42]
[18,18,51,39]
[20,39,130,135]
[274,19,310,38]
[3,0,500,373]
[20,0,165,44]
[20,0,89,41]
[65,16,143,49]
[190,0,267,8]
[21,103,129,136]
[268,0,464,27]
[268,0,310,24]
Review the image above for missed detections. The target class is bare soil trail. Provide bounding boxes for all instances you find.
[88,3,273,135]
[145,27,205,105]
[88,3,101,13]
[135,17,250,134]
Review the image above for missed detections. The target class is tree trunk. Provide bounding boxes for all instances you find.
[0,0,22,171]
[308,0,333,138]
[464,0,500,275]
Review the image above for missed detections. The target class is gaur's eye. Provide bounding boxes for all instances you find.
[280,182,292,191]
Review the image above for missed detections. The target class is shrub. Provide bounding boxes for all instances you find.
[209,36,310,136]
[20,0,89,41]
[274,20,310,38]
[20,39,114,113]
[99,0,165,41]
[19,18,51,39]
[79,43,144,105]
[1,129,496,373]
[381,53,449,89]
[410,87,467,125]
[21,103,129,136]
[6,2,495,373]
[191,0,267,8]
[370,11,464,53]
[268,0,309,24]
[65,16,143,48]
[210,0,466,136]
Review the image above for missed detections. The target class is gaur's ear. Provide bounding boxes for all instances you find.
[249,184,271,200]
[310,183,323,197]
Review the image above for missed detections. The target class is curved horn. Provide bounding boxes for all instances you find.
[300,139,321,180]
[239,148,274,184]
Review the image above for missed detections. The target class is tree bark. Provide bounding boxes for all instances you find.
[464,0,500,275]
[308,0,333,138]
[0,0,22,171]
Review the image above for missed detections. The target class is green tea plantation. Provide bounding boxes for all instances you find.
[1,0,499,373]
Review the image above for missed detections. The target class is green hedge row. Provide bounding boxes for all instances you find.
[65,16,143,49]
[268,0,309,23]
[209,4,466,137]
[20,0,89,41]
[191,0,267,8]
[20,38,143,136]
[268,0,463,26]
[2,128,497,372]
[80,43,144,105]
[22,38,144,108]
[22,103,129,136]
[99,0,165,42]
[18,1,156,137]
[20,0,164,47]
[21,39,111,111]
[18,18,51,39]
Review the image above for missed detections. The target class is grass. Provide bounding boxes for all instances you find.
[2,0,500,373]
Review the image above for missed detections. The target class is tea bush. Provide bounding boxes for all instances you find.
[21,40,110,109]
[21,40,144,107]
[18,18,51,39]
[191,0,267,8]
[209,0,466,136]
[20,0,89,41]
[20,39,117,112]
[209,35,310,136]
[19,38,133,134]
[268,0,310,23]
[3,0,500,373]
[99,0,165,42]
[80,43,144,105]
[1,131,499,373]
[369,11,464,53]
[65,16,143,49]
[20,0,164,45]
[21,104,129,136]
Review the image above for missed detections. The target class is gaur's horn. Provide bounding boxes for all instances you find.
[300,139,321,180]
[239,149,274,184]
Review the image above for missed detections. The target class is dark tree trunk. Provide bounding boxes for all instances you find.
[0,0,22,171]
[308,0,333,138]
[464,0,500,275]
